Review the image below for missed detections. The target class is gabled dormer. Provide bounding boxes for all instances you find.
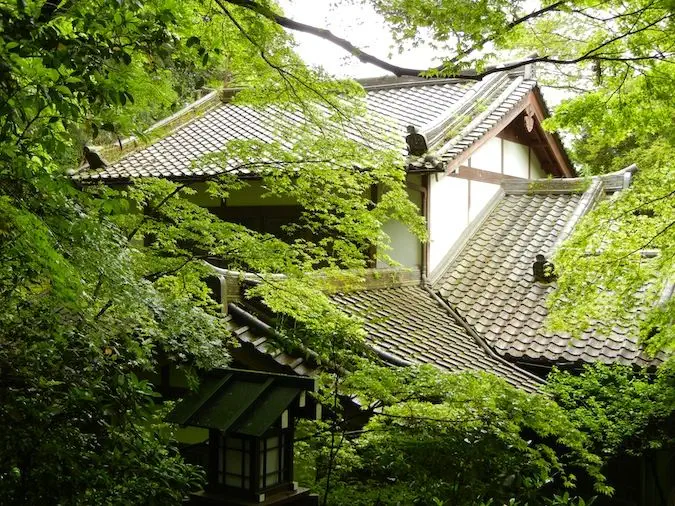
[366,67,574,274]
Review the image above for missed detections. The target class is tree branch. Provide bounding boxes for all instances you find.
[126,183,187,242]
[220,0,673,79]
[447,0,567,65]
[37,0,73,23]
[214,0,379,145]
[221,0,424,77]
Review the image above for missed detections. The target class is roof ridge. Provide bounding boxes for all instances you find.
[359,76,469,90]
[502,164,638,195]
[435,74,526,156]
[502,176,593,195]
[207,263,422,297]
[356,62,531,91]
[77,91,224,174]
[422,72,506,148]
[546,178,605,256]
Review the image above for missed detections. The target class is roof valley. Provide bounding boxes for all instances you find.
[331,281,544,392]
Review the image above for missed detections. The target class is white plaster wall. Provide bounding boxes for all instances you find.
[468,137,502,172]
[377,186,422,268]
[377,219,421,267]
[529,152,545,179]
[503,140,530,178]
[469,180,500,222]
[428,174,469,272]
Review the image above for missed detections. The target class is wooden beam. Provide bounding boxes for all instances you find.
[449,165,525,185]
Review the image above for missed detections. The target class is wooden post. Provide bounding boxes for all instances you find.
[208,430,220,492]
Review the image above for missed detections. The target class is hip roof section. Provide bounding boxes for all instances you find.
[434,172,667,367]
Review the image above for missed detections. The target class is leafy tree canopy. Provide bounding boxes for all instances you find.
[539,62,675,351]
[2,0,674,504]
[296,364,610,506]
[0,0,421,502]
[546,362,675,458]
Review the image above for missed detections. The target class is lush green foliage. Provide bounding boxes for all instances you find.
[545,65,675,175]
[2,0,674,503]
[297,365,609,506]
[546,363,675,458]
[0,180,224,502]
[0,0,422,503]
[540,63,675,351]
[0,0,238,496]
[337,0,675,81]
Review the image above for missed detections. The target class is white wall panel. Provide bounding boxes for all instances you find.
[503,140,530,178]
[377,186,423,268]
[469,181,500,221]
[529,151,546,179]
[377,219,421,267]
[428,174,468,272]
[469,137,502,173]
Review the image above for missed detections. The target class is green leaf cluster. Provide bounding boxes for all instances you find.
[299,365,609,506]
[545,362,675,458]
[0,1,429,502]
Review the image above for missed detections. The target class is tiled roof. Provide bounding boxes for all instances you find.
[224,285,541,392]
[225,303,316,377]
[331,285,543,393]
[435,175,667,367]
[166,367,316,435]
[364,79,473,131]
[75,69,538,182]
[438,77,536,164]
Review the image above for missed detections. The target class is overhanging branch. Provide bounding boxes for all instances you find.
[218,0,673,80]
[221,0,423,76]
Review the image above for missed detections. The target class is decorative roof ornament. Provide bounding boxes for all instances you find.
[532,254,557,283]
[524,105,535,132]
[83,145,108,170]
[405,125,428,156]
[406,152,446,173]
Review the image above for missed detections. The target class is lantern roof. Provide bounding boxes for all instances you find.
[167,368,317,437]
